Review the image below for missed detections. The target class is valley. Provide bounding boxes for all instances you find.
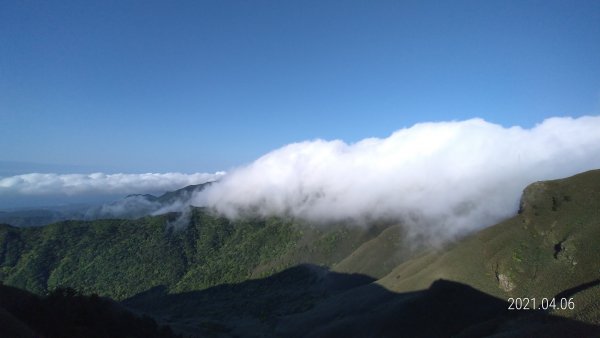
[1,170,600,337]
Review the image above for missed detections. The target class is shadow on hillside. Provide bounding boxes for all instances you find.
[0,283,179,338]
[123,264,600,338]
[554,278,600,300]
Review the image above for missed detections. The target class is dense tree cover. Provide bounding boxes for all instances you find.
[0,208,389,300]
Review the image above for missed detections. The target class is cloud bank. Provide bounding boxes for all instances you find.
[193,116,600,240]
[0,172,225,196]
[3,116,599,242]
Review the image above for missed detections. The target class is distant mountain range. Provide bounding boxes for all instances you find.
[1,170,599,336]
[0,182,212,227]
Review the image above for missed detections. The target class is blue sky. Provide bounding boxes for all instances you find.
[1,0,600,174]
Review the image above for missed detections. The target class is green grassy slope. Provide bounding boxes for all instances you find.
[332,225,411,278]
[378,169,600,324]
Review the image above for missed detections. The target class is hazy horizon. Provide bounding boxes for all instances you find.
[3,115,600,241]
[2,1,600,217]
[2,1,600,171]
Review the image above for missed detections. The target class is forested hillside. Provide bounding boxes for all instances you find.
[0,209,405,300]
[1,170,600,337]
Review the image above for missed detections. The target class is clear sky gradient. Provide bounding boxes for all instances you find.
[2,0,600,174]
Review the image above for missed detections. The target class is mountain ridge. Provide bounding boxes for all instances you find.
[1,169,599,336]
[0,181,214,227]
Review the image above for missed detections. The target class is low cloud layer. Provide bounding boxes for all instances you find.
[193,116,600,241]
[3,116,599,242]
[0,172,224,196]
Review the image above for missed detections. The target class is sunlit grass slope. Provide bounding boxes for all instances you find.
[379,169,600,324]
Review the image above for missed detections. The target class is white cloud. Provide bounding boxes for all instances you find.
[192,116,600,241]
[3,116,600,243]
[0,172,225,196]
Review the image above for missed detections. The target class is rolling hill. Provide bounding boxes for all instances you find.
[1,170,599,336]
